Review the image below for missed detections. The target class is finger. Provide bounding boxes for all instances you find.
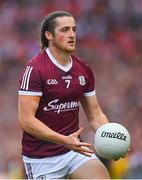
[81,146,94,152]
[80,151,93,157]
[128,148,131,152]
[76,146,94,154]
[78,142,92,148]
[73,146,94,157]
[74,127,84,137]
[122,149,130,158]
[80,146,94,157]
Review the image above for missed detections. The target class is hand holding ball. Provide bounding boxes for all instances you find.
[94,123,130,160]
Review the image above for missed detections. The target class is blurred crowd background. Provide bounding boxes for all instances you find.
[0,0,142,179]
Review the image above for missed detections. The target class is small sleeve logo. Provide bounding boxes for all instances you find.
[79,76,85,86]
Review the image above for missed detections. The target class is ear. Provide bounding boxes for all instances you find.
[45,31,53,41]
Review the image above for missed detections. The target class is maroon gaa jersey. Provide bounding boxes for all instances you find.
[18,48,96,158]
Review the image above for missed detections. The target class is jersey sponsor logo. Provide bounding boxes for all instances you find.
[79,76,85,86]
[47,79,58,85]
[20,66,33,90]
[43,99,79,113]
[62,75,72,80]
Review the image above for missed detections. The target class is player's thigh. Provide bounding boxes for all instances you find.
[70,159,110,179]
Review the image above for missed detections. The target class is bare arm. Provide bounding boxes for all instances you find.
[81,95,130,160]
[81,95,109,132]
[18,95,93,156]
[18,95,68,143]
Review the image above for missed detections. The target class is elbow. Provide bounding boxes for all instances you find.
[19,120,27,131]
[19,119,28,132]
[18,116,32,133]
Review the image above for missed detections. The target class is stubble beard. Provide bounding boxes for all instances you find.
[53,42,75,54]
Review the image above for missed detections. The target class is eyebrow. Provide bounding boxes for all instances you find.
[60,25,76,30]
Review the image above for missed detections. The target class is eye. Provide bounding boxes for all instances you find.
[73,27,76,32]
[61,27,69,32]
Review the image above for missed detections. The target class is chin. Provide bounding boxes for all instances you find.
[66,47,75,53]
[68,49,74,53]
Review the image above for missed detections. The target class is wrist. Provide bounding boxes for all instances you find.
[59,135,68,145]
[50,133,68,145]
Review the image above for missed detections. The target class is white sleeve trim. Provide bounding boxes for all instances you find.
[83,90,96,96]
[18,90,43,96]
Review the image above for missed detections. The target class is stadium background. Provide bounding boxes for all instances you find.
[0,0,142,178]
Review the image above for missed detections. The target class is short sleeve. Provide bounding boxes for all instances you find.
[18,63,43,96]
[83,65,96,96]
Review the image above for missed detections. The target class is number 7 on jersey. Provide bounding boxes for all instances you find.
[65,79,71,88]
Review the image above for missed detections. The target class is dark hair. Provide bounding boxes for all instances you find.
[40,11,74,50]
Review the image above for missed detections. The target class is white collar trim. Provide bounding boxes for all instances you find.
[46,48,72,72]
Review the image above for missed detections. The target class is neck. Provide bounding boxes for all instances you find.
[48,46,71,66]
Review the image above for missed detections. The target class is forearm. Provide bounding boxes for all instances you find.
[89,113,110,132]
[19,116,94,157]
[81,95,110,132]
[18,95,68,145]
[20,116,67,145]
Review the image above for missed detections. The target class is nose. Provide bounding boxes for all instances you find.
[69,29,76,37]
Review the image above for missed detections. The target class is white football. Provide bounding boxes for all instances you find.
[94,123,130,160]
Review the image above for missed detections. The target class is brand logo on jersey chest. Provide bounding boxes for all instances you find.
[47,79,58,85]
[62,75,72,80]
[78,76,85,86]
[43,99,79,113]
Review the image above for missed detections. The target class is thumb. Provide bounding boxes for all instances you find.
[74,127,84,137]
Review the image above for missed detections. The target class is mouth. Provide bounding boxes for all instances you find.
[68,41,75,44]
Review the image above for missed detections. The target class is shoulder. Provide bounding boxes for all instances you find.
[26,51,47,67]
[71,54,93,72]
[24,51,50,76]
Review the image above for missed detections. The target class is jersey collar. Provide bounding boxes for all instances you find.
[46,48,73,72]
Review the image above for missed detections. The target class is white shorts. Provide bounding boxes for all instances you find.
[23,151,98,179]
